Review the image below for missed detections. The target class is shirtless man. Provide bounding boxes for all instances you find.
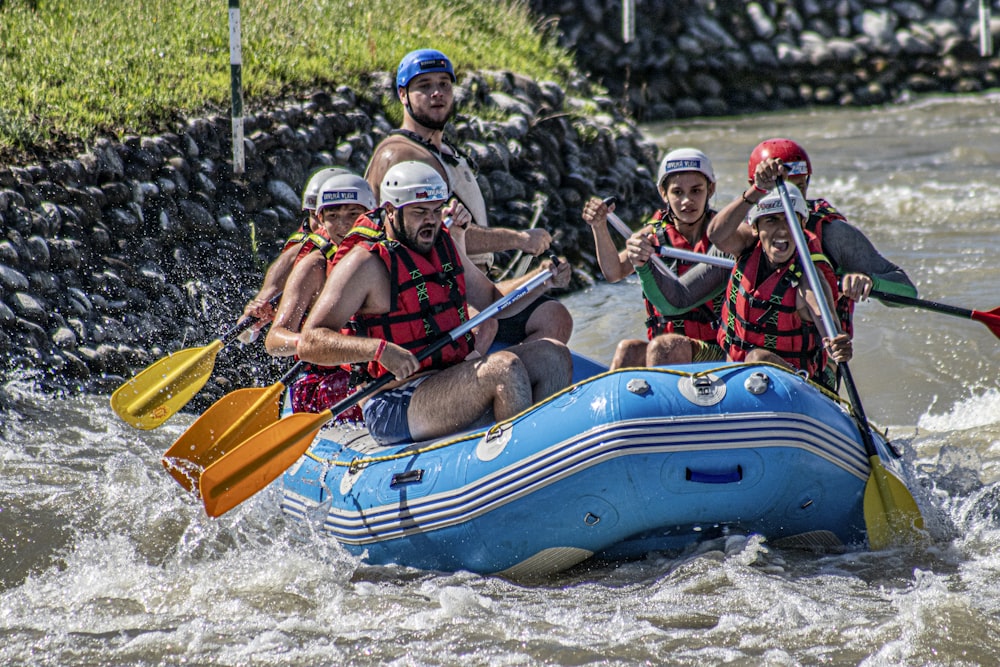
[238,167,351,340]
[297,161,572,445]
[364,48,573,346]
[264,172,375,357]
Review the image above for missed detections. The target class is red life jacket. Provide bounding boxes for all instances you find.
[281,217,313,252]
[278,215,335,263]
[805,198,853,337]
[287,216,378,418]
[329,211,385,275]
[294,229,336,264]
[347,227,474,382]
[716,232,838,382]
[644,210,721,342]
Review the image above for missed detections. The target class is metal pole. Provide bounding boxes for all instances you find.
[980,0,994,57]
[228,0,245,174]
[622,0,636,43]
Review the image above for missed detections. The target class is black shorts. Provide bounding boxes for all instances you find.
[494,295,556,345]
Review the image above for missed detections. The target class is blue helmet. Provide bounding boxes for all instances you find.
[396,49,455,90]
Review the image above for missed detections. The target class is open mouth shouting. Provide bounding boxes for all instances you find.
[754,214,798,264]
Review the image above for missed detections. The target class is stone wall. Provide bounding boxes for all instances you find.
[5,0,996,400]
[529,0,999,118]
[0,73,661,404]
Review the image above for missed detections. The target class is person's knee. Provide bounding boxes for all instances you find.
[553,339,573,377]
[526,301,573,343]
[541,339,573,383]
[744,348,769,363]
[481,349,527,382]
[615,338,645,355]
[744,348,789,369]
[480,350,536,411]
[612,339,647,370]
[647,334,692,365]
[472,315,498,356]
[518,338,572,383]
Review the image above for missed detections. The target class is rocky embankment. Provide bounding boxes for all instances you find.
[4,0,997,403]
[0,72,661,405]
[531,0,999,118]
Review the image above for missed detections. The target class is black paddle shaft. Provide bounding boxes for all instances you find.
[224,291,283,344]
[870,290,972,318]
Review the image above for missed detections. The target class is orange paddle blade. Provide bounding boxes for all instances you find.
[198,410,332,517]
[162,384,285,492]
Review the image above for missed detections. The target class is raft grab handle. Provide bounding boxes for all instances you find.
[685,465,743,484]
[390,469,425,487]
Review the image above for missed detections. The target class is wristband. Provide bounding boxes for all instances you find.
[373,339,387,363]
[751,183,768,195]
[741,192,758,207]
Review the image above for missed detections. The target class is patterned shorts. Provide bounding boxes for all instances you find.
[690,339,727,363]
[289,367,364,422]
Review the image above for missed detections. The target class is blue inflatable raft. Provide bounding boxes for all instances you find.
[279,354,908,577]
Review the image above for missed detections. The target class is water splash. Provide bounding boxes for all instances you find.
[918,388,1000,432]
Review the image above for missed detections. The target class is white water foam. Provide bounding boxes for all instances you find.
[917,388,1000,433]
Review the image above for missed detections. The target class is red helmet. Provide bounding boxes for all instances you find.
[747,138,811,183]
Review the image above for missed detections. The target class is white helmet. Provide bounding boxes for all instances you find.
[657,148,715,187]
[381,161,448,208]
[316,174,376,212]
[747,183,808,226]
[302,167,351,211]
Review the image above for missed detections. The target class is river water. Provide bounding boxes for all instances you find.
[2,93,999,665]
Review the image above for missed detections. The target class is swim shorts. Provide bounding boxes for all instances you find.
[362,375,431,445]
[494,295,556,345]
[690,339,726,363]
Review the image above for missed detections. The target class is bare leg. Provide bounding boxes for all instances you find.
[406,350,533,441]
[522,300,574,344]
[469,307,497,358]
[508,338,573,402]
[646,333,696,366]
[745,348,792,370]
[611,339,647,370]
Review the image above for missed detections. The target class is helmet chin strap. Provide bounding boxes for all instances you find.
[669,208,710,232]
[409,107,448,132]
[387,206,419,249]
[401,89,451,132]
[385,205,402,239]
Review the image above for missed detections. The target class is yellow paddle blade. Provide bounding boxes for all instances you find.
[863,455,925,550]
[162,383,285,493]
[111,340,224,430]
[199,410,332,517]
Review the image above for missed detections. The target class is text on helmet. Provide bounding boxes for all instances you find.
[783,161,810,175]
[412,185,447,201]
[663,159,705,171]
[322,191,359,204]
[420,59,449,71]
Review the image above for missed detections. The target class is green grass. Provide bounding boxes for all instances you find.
[0,0,574,164]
